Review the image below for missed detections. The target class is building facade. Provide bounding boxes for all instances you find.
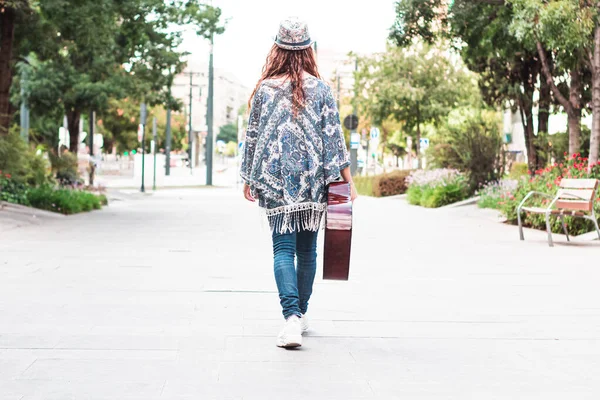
[171,58,249,167]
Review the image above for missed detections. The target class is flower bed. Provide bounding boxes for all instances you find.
[406,168,470,208]
[477,179,518,210]
[479,153,600,236]
[354,170,411,197]
[0,171,107,215]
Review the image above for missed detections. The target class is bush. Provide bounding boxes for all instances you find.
[353,170,411,197]
[509,162,529,179]
[477,179,519,210]
[428,109,504,193]
[373,170,411,197]
[497,154,600,236]
[224,141,238,157]
[50,151,81,186]
[0,129,52,186]
[26,186,105,215]
[406,168,470,207]
[0,171,29,205]
[353,175,375,196]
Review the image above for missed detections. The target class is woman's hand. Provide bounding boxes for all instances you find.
[340,167,358,202]
[243,183,255,202]
[350,182,358,202]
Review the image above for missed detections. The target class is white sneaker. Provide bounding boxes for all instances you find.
[300,314,309,333]
[276,315,303,348]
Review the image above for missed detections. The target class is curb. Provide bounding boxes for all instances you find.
[439,196,480,209]
[0,201,65,219]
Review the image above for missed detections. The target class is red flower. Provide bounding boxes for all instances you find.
[5,173,11,179]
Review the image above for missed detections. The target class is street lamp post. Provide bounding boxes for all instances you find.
[206,32,215,186]
[165,107,171,176]
[188,73,193,175]
[140,102,147,193]
[152,116,157,191]
[89,109,95,186]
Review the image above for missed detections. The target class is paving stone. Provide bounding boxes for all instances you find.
[1,188,599,399]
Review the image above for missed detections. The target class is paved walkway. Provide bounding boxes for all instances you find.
[1,189,599,399]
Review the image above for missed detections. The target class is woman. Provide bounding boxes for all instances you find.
[240,17,357,348]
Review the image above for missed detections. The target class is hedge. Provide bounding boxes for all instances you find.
[353,170,411,197]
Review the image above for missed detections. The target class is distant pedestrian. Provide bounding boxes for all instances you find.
[240,17,357,348]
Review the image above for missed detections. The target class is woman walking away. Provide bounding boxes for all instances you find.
[240,17,357,348]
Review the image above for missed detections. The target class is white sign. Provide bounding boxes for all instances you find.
[370,127,380,140]
[350,133,361,150]
[420,138,430,150]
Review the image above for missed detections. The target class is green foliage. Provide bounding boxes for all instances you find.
[224,141,237,157]
[26,186,105,214]
[407,184,423,205]
[0,172,29,205]
[545,127,592,163]
[217,123,238,144]
[15,0,224,153]
[354,43,479,154]
[478,179,519,210]
[49,151,81,186]
[353,170,411,197]
[353,175,375,197]
[428,108,504,192]
[509,162,529,179]
[0,129,52,186]
[406,169,470,207]
[390,0,446,47]
[497,155,600,236]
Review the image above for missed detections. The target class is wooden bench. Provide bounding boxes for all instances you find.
[517,178,600,247]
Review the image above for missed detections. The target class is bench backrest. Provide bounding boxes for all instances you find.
[557,179,598,212]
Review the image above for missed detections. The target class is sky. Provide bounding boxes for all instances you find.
[180,0,397,88]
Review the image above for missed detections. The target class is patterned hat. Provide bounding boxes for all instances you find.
[274,17,313,51]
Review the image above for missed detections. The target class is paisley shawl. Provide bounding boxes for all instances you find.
[240,75,350,234]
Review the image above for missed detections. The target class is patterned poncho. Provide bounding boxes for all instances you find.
[240,75,350,234]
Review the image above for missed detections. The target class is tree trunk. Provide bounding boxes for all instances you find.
[538,76,550,168]
[536,41,584,157]
[519,91,537,173]
[519,59,538,174]
[568,67,582,155]
[67,110,81,153]
[0,7,16,135]
[590,23,600,167]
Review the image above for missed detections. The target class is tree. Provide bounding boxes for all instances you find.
[18,0,223,155]
[509,0,591,155]
[217,123,238,143]
[390,0,550,172]
[0,0,32,135]
[429,108,505,191]
[355,43,478,168]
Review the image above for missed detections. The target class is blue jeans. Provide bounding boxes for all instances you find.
[272,229,319,319]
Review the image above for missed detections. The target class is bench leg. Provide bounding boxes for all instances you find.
[594,218,600,241]
[517,208,524,241]
[545,213,554,247]
[560,215,569,242]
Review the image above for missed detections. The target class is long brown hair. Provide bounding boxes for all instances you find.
[249,44,321,116]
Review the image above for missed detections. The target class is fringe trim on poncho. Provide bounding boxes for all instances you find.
[265,202,326,234]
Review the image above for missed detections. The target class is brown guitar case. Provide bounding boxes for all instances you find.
[323,182,353,280]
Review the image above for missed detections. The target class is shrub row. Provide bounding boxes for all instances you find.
[353,170,411,197]
[406,169,470,208]
[1,172,107,215]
